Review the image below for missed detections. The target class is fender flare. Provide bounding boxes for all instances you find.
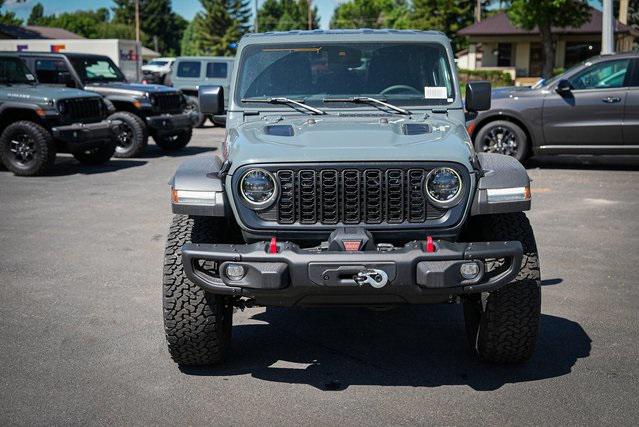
[169,155,228,217]
[471,153,531,215]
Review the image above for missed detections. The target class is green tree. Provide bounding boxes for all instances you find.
[507,0,591,78]
[257,0,319,32]
[27,2,46,25]
[180,19,201,55]
[194,0,251,56]
[113,0,187,55]
[330,0,410,29]
[410,0,475,51]
[0,0,24,25]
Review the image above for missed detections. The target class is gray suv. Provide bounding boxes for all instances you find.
[0,53,118,176]
[164,30,540,366]
[469,52,639,161]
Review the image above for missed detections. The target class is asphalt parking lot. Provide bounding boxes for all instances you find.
[1,126,638,425]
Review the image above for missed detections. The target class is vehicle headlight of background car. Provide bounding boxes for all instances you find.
[239,168,278,209]
[425,167,463,208]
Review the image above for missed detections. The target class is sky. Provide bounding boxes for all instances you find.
[4,0,604,31]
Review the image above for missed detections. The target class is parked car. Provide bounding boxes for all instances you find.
[170,56,234,127]
[141,57,175,84]
[0,53,118,176]
[164,30,540,366]
[467,52,639,162]
[18,52,197,158]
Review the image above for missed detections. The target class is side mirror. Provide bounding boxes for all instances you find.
[555,79,573,95]
[199,85,224,115]
[465,80,491,112]
[58,71,74,88]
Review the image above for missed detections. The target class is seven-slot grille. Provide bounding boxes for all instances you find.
[258,167,449,225]
[151,92,183,113]
[59,97,102,123]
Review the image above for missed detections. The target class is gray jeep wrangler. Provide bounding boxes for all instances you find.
[18,52,198,158]
[0,53,119,176]
[164,30,540,366]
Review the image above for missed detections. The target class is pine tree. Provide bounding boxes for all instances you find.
[410,0,474,51]
[27,3,46,25]
[195,0,251,55]
[257,0,319,32]
[330,0,410,29]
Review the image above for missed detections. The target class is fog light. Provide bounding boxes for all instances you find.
[225,264,246,280]
[460,262,480,279]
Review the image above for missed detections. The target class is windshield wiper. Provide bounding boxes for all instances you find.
[241,97,326,115]
[323,96,411,115]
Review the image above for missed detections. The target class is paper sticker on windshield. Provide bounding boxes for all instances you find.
[424,86,448,99]
[26,74,35,81]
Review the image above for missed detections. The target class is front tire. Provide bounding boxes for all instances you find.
[153,129,192,151]
[163,215,233,366]
[462,212,541,363]
[474,120,529,162]
[72,143,116,165]
[0,121,56,176]
[109,111,148,158]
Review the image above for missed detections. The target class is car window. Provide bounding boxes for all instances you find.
[34,58,69,84]
[206,62,227,79]
[0,57,35,84]
[69,56,126,83]
[177,61,201,78]
[569,59,630,90]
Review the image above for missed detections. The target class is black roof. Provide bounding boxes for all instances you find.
[15,52,111,60]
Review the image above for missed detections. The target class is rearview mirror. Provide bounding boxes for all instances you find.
[199,85,224,115]
[555,79,573,95]
[465,81,491,112]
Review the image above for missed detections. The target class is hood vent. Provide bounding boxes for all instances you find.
[403,124,431,135]
[265,125,294,137]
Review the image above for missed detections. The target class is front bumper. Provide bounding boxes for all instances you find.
[146,112,198,135]
[181,239,523,306]
[51,120,121,150]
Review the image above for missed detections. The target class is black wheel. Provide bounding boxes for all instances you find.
[185,96,206,128]
[72,143,116,165]
[163,215,234,366]
[153,128,192,151]
[0,121,56,176]
[108,111,148,158]
[474,120,528,162]
[462,212,541,363]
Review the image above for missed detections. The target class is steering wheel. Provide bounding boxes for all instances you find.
[380,85,422,95]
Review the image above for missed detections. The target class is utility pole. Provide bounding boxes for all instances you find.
[619,0,629,25]
[602,0,614,54]
[134,0,141,82]
[308,0,312,30]
[475,0,482,23]
[254,0,259,32]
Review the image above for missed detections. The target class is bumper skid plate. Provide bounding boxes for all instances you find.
[181,239,523,301]
[52,119,121,146]
[146,112,198,134]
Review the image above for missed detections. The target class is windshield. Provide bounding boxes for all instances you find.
[0,57,36,85]
[148,60,168,66]
[69,56,126,83]
[236,42,455,108]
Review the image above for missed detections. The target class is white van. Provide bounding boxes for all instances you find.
[169,56,234,127]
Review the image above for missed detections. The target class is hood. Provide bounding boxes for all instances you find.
[141,64,168,72]
[491,85,535,99]
[226,114,474,174]
[85,82,179,97]
[3,85,99,103]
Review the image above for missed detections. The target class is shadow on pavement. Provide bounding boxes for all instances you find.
[139,145,216,159]
[526,155,639,171]
[42,158,147,176]
[181,304,591,392]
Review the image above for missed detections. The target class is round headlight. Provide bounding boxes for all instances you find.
[240,169,278,209]
[425,167,463,207]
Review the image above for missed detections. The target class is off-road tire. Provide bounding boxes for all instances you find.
[185,96,206,128]
[0,121,56,176]
[109,111,148,158]
[163,215,233,366]
[153,128,192,151]
[474,120,529,162]
[72,142,116,165]
[462,212,541,363]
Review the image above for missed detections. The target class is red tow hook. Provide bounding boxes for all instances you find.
[268,237,278,254]
[426,236,436,253]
